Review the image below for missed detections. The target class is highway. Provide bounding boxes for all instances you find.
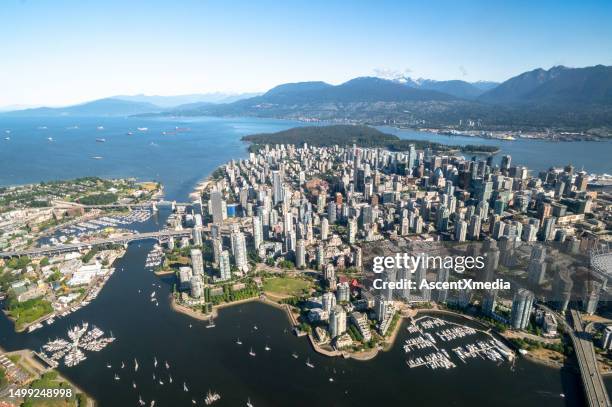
[0,229,193,258]
[569,309,611,407]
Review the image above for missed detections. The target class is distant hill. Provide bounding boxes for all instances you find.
[168,76,457,117]
[471,81,500,92]
[114,92,261,108]
[233,77,456,105]
[478,65,612,105]
[2,98,161,117]
[403,78,497,99]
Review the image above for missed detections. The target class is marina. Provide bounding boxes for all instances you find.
[42,322,115,367]
[144,244,164,268]
[403,316,513,371]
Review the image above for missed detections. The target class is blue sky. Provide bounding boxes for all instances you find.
[1,0,611,106]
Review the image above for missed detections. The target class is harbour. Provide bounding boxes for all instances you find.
[0,115,605,406]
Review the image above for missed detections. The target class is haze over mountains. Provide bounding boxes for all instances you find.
[112,92,262,108]
[3,65,611,133]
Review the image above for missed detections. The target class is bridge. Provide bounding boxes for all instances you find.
[51,200,195,211]
[0,229,193,258]
[569,309,611,407]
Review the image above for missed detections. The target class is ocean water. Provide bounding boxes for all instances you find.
[0,116,305,200]
[379,126,612,175]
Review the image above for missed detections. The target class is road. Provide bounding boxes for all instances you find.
[569,309,611,407]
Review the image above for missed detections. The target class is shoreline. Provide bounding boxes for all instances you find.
[0,348,96,406]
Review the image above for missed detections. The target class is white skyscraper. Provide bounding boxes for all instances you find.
[296,239,306,268]
[510,289,534,329]
[190,249,204,276]
[329,305,347,338]
[348,217,357,244]
[322,291,336,314]
[336,282,350,302]
[190,275,204,299]
[272,170,283,205]
[231,229,249,272]
[212,238,223,266]
[192,226,203,246]
[252,216,264,250]
[455,220,468,242]
[321,217,329,240]
[219,250,232,281]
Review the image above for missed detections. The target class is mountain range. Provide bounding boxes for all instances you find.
[1,92,260,116]
[3,65,611,132]
[399,77,499,99]
[111,92,262,107]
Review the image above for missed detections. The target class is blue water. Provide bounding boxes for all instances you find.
[0,116,306,201]
[379,126,612,175]
[0,117,610,204]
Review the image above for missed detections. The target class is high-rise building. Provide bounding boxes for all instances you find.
[348,217,357,243]
[397,266,412,300]
[527,245,547,286]
[383,266,396,301]
[321,217,329,240]
[501,155,512,172]
[219,250,231,281]
[602,326,612,350]
[400,216,410,236]
[317,244,325,270]
[354,246,362,270]
[322,291,336,314]
[327,202,337,224]
[329,305,347,338]
[336,282,350,303]
[552,268,573,313]
[436,207,450,232]
[192,226,203,246]
[272,170,283,205]
[212,238,222,266]
[210,191,224,225]
[231,229,249,272]
[455,220,468,242]
[540,217,556,241]
[296,239,306,268]
[583,281,602,315]
[325,264,336,289]
[468,215,481,240]
[510,289,534,330]
[374,295,388,322]
[317,193,326,214]
[190,275,204,299]
[252,216,264,250]
[435,266,450,303]
[481,289,497,316]
[190,249,204,276]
